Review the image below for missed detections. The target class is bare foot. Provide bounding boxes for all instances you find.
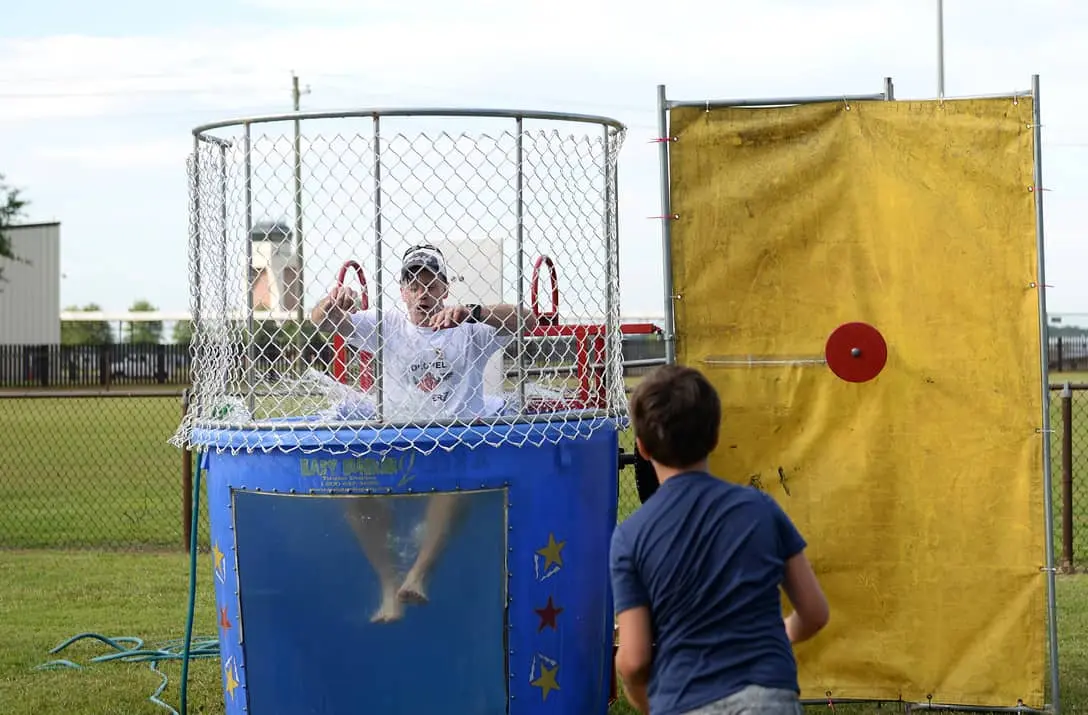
[371,588,405,623]
[397,569,429,605]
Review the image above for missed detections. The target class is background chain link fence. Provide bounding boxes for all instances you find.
[1053,383,1088,571]
[0,390,209,550]
[3,372,1086,560]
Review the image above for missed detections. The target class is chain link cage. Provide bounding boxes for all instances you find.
[172,109,629,456]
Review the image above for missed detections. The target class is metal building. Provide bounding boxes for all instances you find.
[0,222,61,345]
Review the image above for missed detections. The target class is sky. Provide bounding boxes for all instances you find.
[2,0,1087,323]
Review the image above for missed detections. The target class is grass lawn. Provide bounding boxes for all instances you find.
[0,551,222,715]
[0,550,1085,714]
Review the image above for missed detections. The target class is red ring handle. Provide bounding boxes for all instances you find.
[531,255,559,325]
[332,260,373,389]
[336,260,369,310]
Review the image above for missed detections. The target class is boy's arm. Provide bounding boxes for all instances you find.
[609,527,654,715]
[615,606,653,715]
[782,551,830,644]
[770,497,830,644]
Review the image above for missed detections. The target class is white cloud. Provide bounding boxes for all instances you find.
[35,139,193,169]
[0,1,1013,125]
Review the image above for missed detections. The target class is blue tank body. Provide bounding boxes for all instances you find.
[196,418,621,715]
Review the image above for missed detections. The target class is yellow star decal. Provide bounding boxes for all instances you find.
[532,663,560,701]
[536,533,565,571]
[225,662,239,699]
[212,543,225,573]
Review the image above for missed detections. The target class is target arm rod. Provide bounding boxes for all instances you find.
[702,355,827,367]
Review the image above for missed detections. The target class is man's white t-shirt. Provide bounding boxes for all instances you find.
[346,308,513,422]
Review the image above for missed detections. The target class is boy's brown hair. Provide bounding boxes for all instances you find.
[629,364,721,468]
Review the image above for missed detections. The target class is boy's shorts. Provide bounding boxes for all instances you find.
[685,685,802,715]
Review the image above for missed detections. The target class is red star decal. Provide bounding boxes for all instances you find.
[418,372,439,392]
[534,596,563,632]
[219,606,232,630]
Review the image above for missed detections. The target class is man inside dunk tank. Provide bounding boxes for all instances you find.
[310,242,659,623]
[311,242,538,622]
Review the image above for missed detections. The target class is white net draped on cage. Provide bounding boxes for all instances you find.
[172,110,627,456]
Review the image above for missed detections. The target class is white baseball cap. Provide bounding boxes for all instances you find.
[400,244,448,283]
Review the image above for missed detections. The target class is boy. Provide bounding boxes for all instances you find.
[610,365,830,715]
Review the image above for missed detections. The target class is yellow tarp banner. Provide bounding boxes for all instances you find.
[668,97,1046,707]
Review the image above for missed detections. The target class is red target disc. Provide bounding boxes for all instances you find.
[824,322,887,383]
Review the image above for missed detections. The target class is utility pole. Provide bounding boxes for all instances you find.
[291,72,310,329]
[291,72,304,113]
[936,0,945,99]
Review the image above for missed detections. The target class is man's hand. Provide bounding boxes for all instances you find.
[426,305,471,329]
[312,286,360,335]
[327,286,359,312]
[423,303,538,333]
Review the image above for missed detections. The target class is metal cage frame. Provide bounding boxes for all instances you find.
[653,76,1061,715]
[185,107,632,432]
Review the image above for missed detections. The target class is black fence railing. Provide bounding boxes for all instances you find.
[0,336,670,389]
[0,343,193,388]
[1054,383,1088,572]
[1054,335,1088,372]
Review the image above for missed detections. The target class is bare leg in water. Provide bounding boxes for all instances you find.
[397,492,467,604]
[344,498,404,623]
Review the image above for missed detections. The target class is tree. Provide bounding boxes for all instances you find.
[276,318,319,346]
[172,320,193,344]
[0,173,29,283]
[126,299,163,344]
[61,303,113,345]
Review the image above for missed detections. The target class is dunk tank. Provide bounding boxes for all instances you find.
[174,108,653,714]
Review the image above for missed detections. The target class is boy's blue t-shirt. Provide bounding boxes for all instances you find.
[610,471,807,715]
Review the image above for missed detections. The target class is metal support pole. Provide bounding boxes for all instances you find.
[1031,73,1062,715]
[372,115,385,421]
[602,125,615,411]
[515,117,527,410]
[243,123,256,414]
[292,78,307,346]
[656,84,677,365]
[218,144,229,345]
[181,388,193,552]
[183,140,198,546]
[1061,382,1074,572]
[191,137,203,355]
[937,0,946,99]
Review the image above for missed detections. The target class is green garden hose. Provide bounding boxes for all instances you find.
[178,460,203,714]
[35,464,208,715]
